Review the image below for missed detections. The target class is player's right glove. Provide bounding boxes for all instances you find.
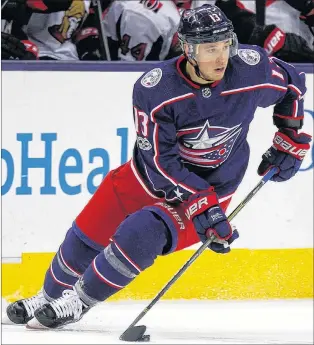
[1,32,38,60]
[185,189,239,254]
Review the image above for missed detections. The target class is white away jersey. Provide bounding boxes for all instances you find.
[237,0,314,46]
[102,0,180,61]
[24,1,90,60]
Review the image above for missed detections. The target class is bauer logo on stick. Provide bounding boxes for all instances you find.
[141,68,163,88]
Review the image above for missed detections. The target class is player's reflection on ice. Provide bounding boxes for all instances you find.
[2,299,313,344]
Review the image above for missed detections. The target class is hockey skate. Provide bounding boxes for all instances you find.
[3,289,48,325]
[27,289,90,329]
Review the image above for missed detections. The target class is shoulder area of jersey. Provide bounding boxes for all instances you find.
[135,60,184,98]
[139,67,164,89]
[233,44,268,67]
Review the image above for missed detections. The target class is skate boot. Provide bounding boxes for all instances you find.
[3,290,49,325]
[27,289,90,329]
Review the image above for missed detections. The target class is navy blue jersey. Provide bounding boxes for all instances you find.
[132,44,306,203]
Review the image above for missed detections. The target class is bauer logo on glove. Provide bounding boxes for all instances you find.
[273,131,310,159]
[258,128,312,182]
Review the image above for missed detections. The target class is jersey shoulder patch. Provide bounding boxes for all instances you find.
[141,68,163,88]
[237,48,261,66]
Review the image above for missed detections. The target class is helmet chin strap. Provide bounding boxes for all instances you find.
[185,53,213,83]
[193,64,213,83]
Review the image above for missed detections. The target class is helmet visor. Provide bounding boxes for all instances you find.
[188,39,232,63]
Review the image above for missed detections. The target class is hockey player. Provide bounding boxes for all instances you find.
[1,0,40,60]
[101,0,184,61]
[5,4,311,329]
[1,0,92,60]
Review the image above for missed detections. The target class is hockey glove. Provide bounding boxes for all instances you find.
[185,190,239,254]
[1,32,38,60]
[248,24,314,62]
[74,27,101,61]
[258,128,312,182]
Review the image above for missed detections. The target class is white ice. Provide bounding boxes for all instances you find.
[2,299,313,344]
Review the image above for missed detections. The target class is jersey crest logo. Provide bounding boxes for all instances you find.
[238,49,261,66]
[177,120,242,168]
[141,68,163,88]
[48,2,86,43]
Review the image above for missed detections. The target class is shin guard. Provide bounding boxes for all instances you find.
[75,210,169,304]
[43,227,100,299]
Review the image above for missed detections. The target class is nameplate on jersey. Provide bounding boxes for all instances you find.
[238,49,260,66]
[141,68,163,88]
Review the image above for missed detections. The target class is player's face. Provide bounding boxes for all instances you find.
[194,40,231,81]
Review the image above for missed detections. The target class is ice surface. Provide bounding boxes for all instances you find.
[2,299,313,344]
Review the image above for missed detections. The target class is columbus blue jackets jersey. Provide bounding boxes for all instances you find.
[132,44,306,202]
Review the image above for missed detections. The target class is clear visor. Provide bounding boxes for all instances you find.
[187,39,232,63]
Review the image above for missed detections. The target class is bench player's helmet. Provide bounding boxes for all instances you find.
[178,4,238,78]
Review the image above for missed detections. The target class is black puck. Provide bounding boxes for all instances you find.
[139,334,150,342]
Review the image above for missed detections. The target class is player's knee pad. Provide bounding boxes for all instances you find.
[111,209,170,273]
[144,203,186,253]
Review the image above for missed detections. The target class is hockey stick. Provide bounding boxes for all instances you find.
[91,0,111,60]
[1,0,9,10]
[255,0,266,26]
[119,167,278,342]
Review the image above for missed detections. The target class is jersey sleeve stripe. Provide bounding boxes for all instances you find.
[287,84,302,97]
[130,159,161,199]
[292,99,298,117]
[220,83,287,96]
[150,93,197,194]
[273,113,304,120]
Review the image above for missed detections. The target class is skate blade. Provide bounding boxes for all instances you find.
[26,317,49,330]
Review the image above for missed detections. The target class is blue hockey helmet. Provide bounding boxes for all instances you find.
[178,4,238,58]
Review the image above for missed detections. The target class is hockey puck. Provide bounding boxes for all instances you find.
[139,334,150,342]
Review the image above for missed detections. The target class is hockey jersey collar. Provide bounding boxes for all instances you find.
[176,55,221,90]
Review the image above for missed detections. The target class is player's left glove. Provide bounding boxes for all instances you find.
[258,128,312,182]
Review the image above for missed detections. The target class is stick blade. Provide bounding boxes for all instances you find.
[119,325,149,342]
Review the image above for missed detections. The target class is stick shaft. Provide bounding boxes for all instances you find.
[92,0,111,61]
[122,167,277,332]
[256,0,266,26]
